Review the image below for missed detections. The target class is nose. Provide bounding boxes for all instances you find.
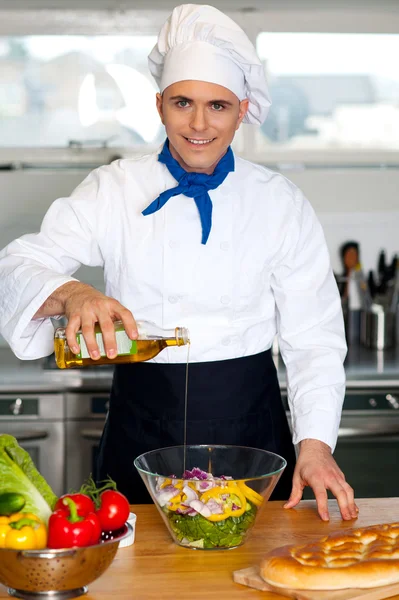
[190,106,207,132]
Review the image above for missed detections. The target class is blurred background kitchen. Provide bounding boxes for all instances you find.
[0,0,398,499]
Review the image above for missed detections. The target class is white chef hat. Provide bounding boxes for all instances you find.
[148,4,271,125]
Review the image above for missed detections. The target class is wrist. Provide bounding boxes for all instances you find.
[63,282,93,313]
[33,280,88,320]
[299,438,332,454]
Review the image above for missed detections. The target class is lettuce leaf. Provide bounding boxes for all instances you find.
[0,434,57,523]
[167,503,257,548]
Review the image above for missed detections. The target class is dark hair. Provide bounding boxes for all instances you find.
[340,241,359,261]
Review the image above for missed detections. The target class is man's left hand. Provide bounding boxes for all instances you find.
[283,438,359,521]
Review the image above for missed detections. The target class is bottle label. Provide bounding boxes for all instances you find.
[76,331,138,359]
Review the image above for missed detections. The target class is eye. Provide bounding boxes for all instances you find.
[212,103,224,111]
[177,100,189,108]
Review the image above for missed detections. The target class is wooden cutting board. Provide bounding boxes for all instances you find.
[233,566,399,600]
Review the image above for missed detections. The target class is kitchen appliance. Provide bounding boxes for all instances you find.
[0,394,65,496]
[361,307,396,350]
[65,393,108,492]
[283,389,399,498]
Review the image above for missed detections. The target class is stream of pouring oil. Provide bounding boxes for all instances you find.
[183,342,190,474]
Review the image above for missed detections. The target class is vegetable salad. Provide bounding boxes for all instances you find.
[154,467,263,548]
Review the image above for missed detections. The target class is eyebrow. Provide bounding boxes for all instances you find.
[169,95,234,106]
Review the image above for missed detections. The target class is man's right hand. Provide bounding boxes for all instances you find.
[34,281,137,360]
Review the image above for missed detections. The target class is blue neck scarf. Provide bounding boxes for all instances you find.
[142,139,235,245]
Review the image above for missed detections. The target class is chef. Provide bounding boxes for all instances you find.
[0,4,358,521]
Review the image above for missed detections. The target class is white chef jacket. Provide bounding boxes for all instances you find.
[0,149,347,450]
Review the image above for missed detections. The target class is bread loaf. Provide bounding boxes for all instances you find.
[260,522,399,590]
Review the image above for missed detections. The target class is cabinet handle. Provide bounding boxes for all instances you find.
[338,426,399,438]
[13,431,49,442]
[386,394,399,409]
[9,398,23,415]
[81,428,103,441]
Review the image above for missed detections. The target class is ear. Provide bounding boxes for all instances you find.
[236,98,249,130]
[156,93,164,124]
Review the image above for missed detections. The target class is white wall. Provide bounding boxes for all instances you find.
[286,168,399,273]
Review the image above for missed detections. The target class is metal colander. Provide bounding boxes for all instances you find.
[0,523,132,600]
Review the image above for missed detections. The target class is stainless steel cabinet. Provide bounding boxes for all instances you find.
[65,393,108,493]
[0,394,65,496]
[282,388,399,498]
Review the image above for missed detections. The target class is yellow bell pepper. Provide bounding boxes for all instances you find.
[237,481,264,508]
[166,481,200,511]
[0,513,47,550]
[160,479,184,491]
[200,484,247,521]
[167,494,184,511]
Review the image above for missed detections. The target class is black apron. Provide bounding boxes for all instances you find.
[95,350,296,503]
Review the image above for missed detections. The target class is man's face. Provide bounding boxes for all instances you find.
[156,80,249,174]
[343,247,359,271]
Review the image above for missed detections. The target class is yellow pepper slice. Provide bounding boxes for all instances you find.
[160,479,184,491]
[200,485,247,520]
[159,478,172,489]
[237,481,264,508]
[167,494,184,511]
[199,486,228,508]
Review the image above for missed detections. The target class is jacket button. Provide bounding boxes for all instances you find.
[220,295,231,305]
[168,296,178,304]
[220,241,230,251]
[222,336,231,346]
[169,240,178,248]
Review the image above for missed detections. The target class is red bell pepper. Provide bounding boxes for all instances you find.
[48,497,102,549]
[54,493,95,517]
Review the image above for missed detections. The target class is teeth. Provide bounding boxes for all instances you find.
[187,138,213,145]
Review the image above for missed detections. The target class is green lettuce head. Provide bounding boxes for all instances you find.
[0,434,57,523]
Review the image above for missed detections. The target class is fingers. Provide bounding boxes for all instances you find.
[283,447,358,522]
[64,289,136,360]
[284,477,304,510]
[96,314,118,359]
[313,486,329,521]
[80,318,102,359]
[328,478,358,521]
[98,306,137,358]
[84,304,129,359]
[115,306,138,339]
[65,313,82,355]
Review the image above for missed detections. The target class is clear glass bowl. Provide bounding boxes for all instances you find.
[134,444,286,550]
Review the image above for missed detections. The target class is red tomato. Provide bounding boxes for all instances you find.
[96,490,130,531]
[86,512,102,545]
[54,493,96,517]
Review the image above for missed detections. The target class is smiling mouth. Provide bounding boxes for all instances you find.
[184,137,215,146]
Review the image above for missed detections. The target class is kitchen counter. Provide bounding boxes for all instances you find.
[0,343,398,393]
[1,498,398,599]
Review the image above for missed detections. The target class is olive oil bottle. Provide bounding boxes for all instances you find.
[54,320,190,369]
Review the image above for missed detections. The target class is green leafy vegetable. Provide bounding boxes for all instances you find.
[167,502,257,548]
[0,434,57,523]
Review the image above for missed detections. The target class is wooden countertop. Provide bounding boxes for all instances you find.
[1,498,399,599]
